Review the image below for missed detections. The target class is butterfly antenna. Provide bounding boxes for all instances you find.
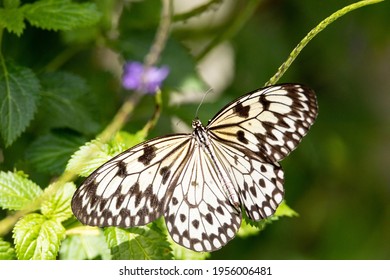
[195,88,213,119]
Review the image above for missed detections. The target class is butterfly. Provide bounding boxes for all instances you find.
[71,83,318,252]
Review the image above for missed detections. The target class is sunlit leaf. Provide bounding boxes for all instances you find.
[13,213,65,260]
[0,171,42,211]
[41,182,76,222]
[60,228,110,260]
[104,224,172,260]
[0,238,16,260]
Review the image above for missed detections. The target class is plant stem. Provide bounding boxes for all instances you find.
[100,0,172,141]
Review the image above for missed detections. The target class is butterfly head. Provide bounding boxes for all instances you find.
[191,118,203,129]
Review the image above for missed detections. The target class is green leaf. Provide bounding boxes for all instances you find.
[237,219,263,238]
[60,229,110,260]
[13,213,65,260]
[0,171,42,210]
[22,0,101,31]
[0,60,41,147]
[275,200,299,217]
[104,224,173,260]
[37,72,99,134]
[41,182,76,222]
[66,139,113,177]
[0,238,16,260]
[0,8,25,36]
[26,132,86,174]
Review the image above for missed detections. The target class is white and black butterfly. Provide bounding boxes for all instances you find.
[71,83,318,252]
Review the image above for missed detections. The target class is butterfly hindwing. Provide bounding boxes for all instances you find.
[164,140,242,252]
[210,139,284,221]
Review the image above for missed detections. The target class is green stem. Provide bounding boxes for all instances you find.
[97,93,141,142]
[265,0,384,86]
[101,0,172,141]
[144,0,172,67]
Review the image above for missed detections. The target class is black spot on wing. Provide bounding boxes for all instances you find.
[192,219,200,229]
[160,166,171,185]
[205,213,213,225]
[116,193,127,209]
[135,192,142,207]
[259,94,271,110]
[172,196,179,206]
[234,102,250,118]
[150,194,159,208]
[129,182,140,194]
[237,130,248,144]
[259,178,266,188]
[99,199,109,212]
[116,161,127,177]
[233,154,239,165]
[216,206,224,215]
[87,183,99,208]
[138,145,156,166]
[143,184,153,197]
[249,186,257,197]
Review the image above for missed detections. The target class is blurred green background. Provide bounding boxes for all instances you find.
[1,0,389,259]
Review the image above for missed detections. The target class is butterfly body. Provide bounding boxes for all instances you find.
[192,118,240,208]
[72,83,318,252]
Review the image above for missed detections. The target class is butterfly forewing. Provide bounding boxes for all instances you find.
[72,83,318,252]
[72,134,192,227]
[208,84,318,162]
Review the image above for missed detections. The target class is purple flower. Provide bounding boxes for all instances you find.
[122,61,170,94]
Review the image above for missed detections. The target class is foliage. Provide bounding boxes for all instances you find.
[0,0,386,260]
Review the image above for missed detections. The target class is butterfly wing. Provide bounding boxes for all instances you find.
[71,134,193,228]
[209,138,284,221]
[164,140,241,252]
[207,84,318,163]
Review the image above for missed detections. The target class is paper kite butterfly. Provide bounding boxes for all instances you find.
[71,83,318,252]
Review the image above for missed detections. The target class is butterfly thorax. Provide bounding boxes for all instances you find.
[191,118,209,145]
